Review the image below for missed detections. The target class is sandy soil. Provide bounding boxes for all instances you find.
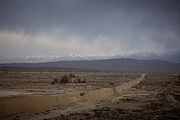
[0,67,140,96]
[21,73,180,120]
[0,67,179,120]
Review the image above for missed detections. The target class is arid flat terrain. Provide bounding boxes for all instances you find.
[0,67,140,96]
[46,73,180,120]
[0,67,180,120]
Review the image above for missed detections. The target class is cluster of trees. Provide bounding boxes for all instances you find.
[52,73,86,84]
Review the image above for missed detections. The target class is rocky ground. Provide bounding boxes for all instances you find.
[0,67,179,120]
[43,73,180,120]
[0,67,139,96]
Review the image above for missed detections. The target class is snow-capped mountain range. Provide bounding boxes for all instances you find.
[0,52,180,63]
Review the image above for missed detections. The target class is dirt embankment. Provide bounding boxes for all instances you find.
[0,74,145,116]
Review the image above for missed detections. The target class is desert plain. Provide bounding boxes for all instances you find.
[0,67,179,120]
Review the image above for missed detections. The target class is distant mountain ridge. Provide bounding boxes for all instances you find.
[0,52,179,63]
[0,58,180,73]
[122,52,180,63]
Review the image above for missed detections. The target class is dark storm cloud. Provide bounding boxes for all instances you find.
[0,0,180,60]
[1,0,179,33]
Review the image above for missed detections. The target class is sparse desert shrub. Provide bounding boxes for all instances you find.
[110,82,114,85]
[53,73,87,84]
[51,77,58,84]
[76,78,86,83]
[51,81,55,85]
[81,78,86,83]
[53,78,58,83]
[69,73,76,78]
[80,92,85,96]
[77,78,82,83]
[60,74,69,83]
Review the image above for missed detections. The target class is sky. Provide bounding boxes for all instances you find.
[0,0,180,62]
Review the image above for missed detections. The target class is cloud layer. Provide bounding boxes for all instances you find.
[0,27,179,59]
[0,0,180,61]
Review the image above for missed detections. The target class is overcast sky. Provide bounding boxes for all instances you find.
[0,0,180,60]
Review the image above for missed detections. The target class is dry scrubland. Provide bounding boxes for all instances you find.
[0,67,180,120]
[0,67,140,96]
